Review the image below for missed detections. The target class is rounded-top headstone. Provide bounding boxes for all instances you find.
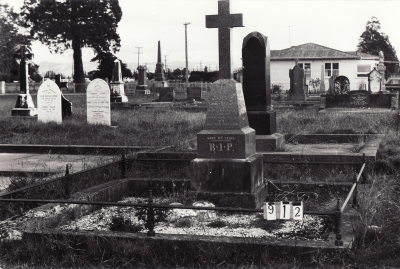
[37,80,62,124]
[86,79,111,126]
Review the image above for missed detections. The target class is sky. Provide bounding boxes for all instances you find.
[4,0,400,73]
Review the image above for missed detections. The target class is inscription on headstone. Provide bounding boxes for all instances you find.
[349,91,370,107]
[37,80,62,124]
[87,79,111,126]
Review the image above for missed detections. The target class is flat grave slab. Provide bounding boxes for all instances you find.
[284,143,359,154]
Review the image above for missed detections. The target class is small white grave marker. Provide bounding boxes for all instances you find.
[37,80,62,124]
[87,79,111,126]
[293,202,303,220]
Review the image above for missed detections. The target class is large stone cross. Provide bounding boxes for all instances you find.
[206,0,243,79]
[14,45,33,94]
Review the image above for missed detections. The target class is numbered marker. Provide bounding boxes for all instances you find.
[280,202,291,220]
[263,202,276,220]
[293,202,303,220]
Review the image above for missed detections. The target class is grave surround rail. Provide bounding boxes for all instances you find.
[0,153,366,246]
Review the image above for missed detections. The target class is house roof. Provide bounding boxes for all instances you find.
[271,43,379,61]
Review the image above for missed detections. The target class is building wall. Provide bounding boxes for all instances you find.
[271,59,379,92]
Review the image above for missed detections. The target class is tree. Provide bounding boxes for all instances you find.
[0,3,33,82]
[89,51,132,81]
[21,0,122,84]
[357,17,399,79]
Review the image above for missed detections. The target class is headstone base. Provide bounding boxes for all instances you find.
[190,154,265,208]
[255,133,285,152]
[288,94,306,102]
[11,108,38,117]
[110,95,128,103]
[12,94,37,116]
[197,128,255,159]
[136,85,150,94]
[247,110,276,135]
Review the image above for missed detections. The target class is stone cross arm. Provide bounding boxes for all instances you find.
[206,13,243,28]
[205,0,243,80]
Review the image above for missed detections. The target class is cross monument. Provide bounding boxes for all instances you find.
[206,0,243,79]
[11,45,37,116]
[191,0,266,209]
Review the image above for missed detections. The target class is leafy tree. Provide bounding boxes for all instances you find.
[357,17,399,79]
[21,0,122,84]
[89,51,132,81]
[0,3,34,82]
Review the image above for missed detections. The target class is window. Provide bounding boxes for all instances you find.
[357,65,371,77]
[324,63,339,77]
[298,63,311,79]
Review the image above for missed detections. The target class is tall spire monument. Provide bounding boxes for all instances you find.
[154,40,168,87]
[191,0,266,209]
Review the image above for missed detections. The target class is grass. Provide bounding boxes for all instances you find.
[0,94,205,147]
[1,95,400,267]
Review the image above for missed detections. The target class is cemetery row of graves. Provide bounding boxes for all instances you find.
[0,1,399,267]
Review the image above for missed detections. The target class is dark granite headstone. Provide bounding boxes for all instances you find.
[187,87,203,100]
[62,95,72,118]
[155,87,175,102]
[349,91,370,107]
[328,74,338,94]
[136,65,150,94]
[242,31,276,135]
[288,59,305,101]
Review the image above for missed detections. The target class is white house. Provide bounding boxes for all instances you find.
[270,43,379,92]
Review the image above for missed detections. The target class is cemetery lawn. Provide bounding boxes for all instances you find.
[0,95,397,149]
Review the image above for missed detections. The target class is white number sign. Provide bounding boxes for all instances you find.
[263,201,303,220]
[293,202,303,220]
[263,202,277,220]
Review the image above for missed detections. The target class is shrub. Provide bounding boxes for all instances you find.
[109,215,143,233]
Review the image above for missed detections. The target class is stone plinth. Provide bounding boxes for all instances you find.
[187,87,203,100]
[110,60,128,103]
[110,82,128,102]
[197,128,255,159]
[135,85,150,95]
[136,65,150,94]
[191,154,267,208]
[11,94,37,116]
[191,79,265,208]
[256,133,285,152]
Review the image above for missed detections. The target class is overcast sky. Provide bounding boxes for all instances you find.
[4,0,400,72]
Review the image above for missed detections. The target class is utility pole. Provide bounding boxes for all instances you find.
[183,22,190,83]
[200,60,202,71]
[164,55,168,70]
[135,47,143,67]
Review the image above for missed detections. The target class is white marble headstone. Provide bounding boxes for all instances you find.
[1,81,5,94]
[87,79,111,126]
[37,80,62,124]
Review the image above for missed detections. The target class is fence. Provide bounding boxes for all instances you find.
[0,154,366,245]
